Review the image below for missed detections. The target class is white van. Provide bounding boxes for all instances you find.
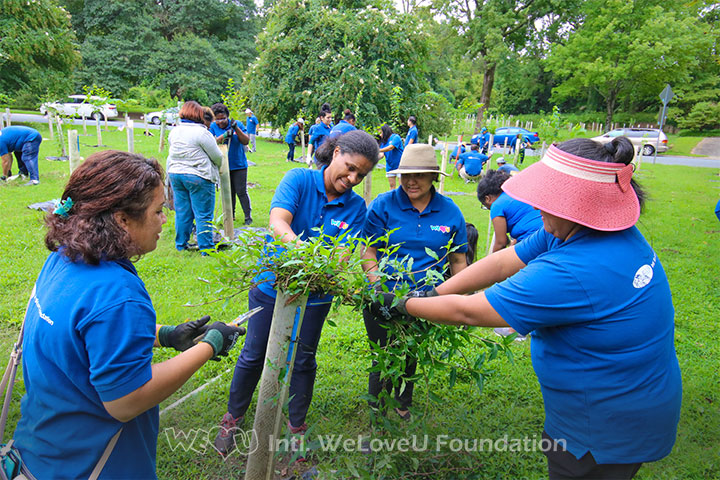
[592,128,669,155]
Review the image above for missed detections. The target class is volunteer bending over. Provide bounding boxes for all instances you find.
[371,137,681,480]
[12,151,244,478]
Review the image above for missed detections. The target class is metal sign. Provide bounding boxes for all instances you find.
[659,84,674,106]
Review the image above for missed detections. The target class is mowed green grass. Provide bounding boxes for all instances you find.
[0,123,718,479]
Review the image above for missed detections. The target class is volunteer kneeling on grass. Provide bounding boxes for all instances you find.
[11,151,244,479]
[371,137,682,480]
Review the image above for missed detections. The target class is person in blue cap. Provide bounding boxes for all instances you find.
[378,124,404,190]
[244,108,259,153]
[362,143,468,421]
[496,156,519,175]
[372,136,681,480]
[329,109,357,139]
[285,118,305,162]
[0,125,42,185]
[210,102,253,225]
[405,115,419,146]
[214,130,381,456]
[456,144,489,183]
[12,150,244,479]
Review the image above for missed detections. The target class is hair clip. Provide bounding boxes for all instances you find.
[53,197,74,218]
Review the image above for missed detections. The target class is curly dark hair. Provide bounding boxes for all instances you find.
[476,169,511,204]
[45,150,165,265]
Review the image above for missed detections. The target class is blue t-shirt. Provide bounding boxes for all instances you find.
[255,167,367,305]
[309,122,332,150]
[285,124,300,145]
[14,252,158,479]
[210,120,248,170]
[450,144,466,160]
[329,120,356,139]
[490,192,542,241]
[246,114,259,134]
[0,126,42,155]
[381,134,404,172]
[485,227,681,464]
[405,125,418,145]
[457,151,488,176]
[497,163,519,175]
[364,186,467,290]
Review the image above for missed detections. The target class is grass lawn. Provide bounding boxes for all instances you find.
[0,122,718,479]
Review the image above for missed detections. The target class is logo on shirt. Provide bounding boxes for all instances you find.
[632,265,653,288]
[430,225,451,234]
[330,219,350,230]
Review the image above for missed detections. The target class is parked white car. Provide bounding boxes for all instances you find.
[145,107,179,125]
[40,95,118,120]
[592,128,669,155]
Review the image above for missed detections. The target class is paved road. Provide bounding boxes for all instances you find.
[7,114,720,168]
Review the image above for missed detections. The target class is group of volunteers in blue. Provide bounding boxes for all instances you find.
[10,99,681,480]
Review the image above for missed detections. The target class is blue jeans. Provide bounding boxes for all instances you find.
[20,138,41,181]
[169,173,215,251]
[227,288,331,427]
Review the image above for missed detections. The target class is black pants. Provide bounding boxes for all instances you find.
[230,168,251,221]
[362,308,417,412]
[543,432,642,480]
[287,143,295,162]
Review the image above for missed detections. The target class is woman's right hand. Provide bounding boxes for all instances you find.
[201,322,246,360]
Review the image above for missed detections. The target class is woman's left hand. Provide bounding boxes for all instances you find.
[159,316,212,351]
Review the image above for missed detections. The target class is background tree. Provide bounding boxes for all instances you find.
[244,0,434,131]
[0,0,80,102]
[545,0,712,130]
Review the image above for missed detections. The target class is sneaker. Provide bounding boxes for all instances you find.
[213,412,244,457]
[494,327,527,341]
[244,218,253,226]
[0,176,6,182]
[288,421,308,462]
[22,180,39,186]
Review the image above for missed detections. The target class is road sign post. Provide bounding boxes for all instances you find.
[654,84,674,164]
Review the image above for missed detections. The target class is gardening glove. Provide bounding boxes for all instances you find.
[370,292,408,321]
[158,315,211,352]
[407,287,439,299]
[230,119,238,129]
[223,129,233,140]
[201,321,245,360]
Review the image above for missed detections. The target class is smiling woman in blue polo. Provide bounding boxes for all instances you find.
[362,143,468,421]
[214,130,380,456]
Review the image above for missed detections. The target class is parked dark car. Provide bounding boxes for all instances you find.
[492,127,540,148]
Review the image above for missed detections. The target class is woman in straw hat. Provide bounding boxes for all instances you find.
[370,137,681,479]
[361,143,469,421]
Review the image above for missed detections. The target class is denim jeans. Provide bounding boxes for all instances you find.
[20,138,41,181]
[286,143,295,162]
[169,173,216,251]
[227,288,331,427]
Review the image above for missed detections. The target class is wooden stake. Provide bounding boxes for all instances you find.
[218,144,234,240]
[48,112,54,141]
[96,115,103,147]
[82,115,87,135]
[4,108,10,126]
[56,116,67,157]
[68,130,82,173]
[126,119,135,153]
[300,128,305,161]
[363,170,372,205]
[245,292,308,480]
[159,120,166,151]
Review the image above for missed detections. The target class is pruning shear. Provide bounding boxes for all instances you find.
[193,306,264,344]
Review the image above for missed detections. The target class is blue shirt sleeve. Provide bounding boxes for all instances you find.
[77,300,155,402]
[390,134,404,151]
[271,169,306,214]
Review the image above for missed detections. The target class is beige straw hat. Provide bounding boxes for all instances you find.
[388,144,449,176]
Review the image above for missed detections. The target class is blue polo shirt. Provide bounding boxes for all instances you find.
[309,122,332,150]
[497,163,519,175]
[209,120,248,170]
[450,144,466,159]
[471,132,489,149]
[457,151,487,176]
[364,186,467,290]
[246,114,258,134]
[0,126,42,155]
[14,252,159,479]
[255,166,367,305]
[490,192,542,241]
[485,227,681,464]
[329,120,356,139]
[381,134,404,172]
[285,124,300,145]
[405,125,418,145]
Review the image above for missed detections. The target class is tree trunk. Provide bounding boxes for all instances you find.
[604,89,618,133]
[476,63,496,132]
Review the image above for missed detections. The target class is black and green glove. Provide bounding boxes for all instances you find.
[158,315,211,351]
[369,288,438,321]
[200,322,245,360]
